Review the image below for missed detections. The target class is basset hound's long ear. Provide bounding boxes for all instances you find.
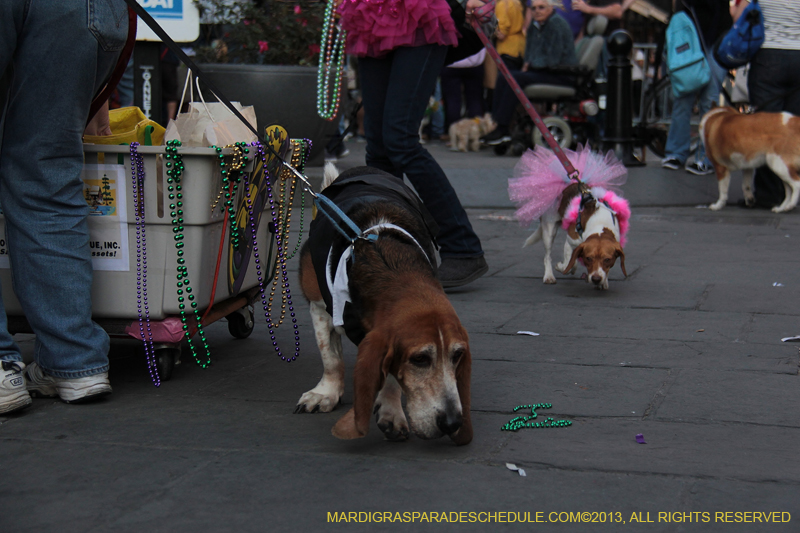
[449,342,473,446]
[562,242,586,274]
[615,243,627,277]
[332,331,393,439]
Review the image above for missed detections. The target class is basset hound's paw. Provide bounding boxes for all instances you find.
[543,274,557,284]
[374,401,410,441]
[295,383,342,414]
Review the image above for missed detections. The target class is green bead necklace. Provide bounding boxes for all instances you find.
[165,140,212,368]
[283,139,309,261]
[316,0,346,120]
[210,143,247,214]
[216,143,249,250]
[501,403,573,431]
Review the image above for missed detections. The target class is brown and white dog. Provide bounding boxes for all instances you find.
[295,164,472,445]
[449,113,497,152]
[523,183,629,290]
[701,107,800,212]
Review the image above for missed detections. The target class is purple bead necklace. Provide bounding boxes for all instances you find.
[129,142,160,386]
[252,141,300,362]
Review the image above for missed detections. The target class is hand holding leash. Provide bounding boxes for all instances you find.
[466,0,495,23]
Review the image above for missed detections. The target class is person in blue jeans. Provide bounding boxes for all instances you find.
[0,0,127,414]
[661,0,731,175]
[341,0,492,287]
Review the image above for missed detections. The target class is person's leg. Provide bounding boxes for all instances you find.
[463,64,485,118]
[430,78,445,139]
[693,53,727,166]
[493,70,565,127]
[380,45,485,266]
[491,71,517,129]
[662,90,695,167]
[358,54,398,176]
[748,49,787,206]
[440,67,463,129]
[0,0,125,377]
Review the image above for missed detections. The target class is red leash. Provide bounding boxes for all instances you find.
[471,1,580,181]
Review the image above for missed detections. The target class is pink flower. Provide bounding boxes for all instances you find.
[301,18,308,27]
[243,19,251,26]
[258,40,269,53]
[294,5,302,14]
[308,43,320,55]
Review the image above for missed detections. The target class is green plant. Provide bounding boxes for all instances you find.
[194,0,325,66]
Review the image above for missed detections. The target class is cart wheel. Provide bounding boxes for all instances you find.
[155,347,179,381]
[510,142,526,157]
[227,306,255,339]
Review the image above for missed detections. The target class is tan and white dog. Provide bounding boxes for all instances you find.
[524,183,629,290]
[295,164,472,445]
[701,107,800,212]
[449,113,497,152]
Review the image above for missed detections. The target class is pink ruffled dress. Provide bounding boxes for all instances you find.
[339,0,459,57]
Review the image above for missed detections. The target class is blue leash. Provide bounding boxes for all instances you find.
[313,192,378,244]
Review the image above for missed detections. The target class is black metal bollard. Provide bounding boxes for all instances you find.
[602,30,644,166]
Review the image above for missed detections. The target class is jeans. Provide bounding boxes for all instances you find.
[0,0,126,377]
[441,64,485,128]
[492,69,570,128]
[664,51,726,166]
[359,45,483,258]
[748,48,800,205]
[430,79,445,138]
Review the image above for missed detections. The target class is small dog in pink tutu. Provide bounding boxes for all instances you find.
[508,146,631,289]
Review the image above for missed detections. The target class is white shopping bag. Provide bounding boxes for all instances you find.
[165,72,257,147]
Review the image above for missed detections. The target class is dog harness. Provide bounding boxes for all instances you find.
[307,167,438,345]
[327,223,432,332]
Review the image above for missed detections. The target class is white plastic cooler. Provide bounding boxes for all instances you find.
[0,143,275,321]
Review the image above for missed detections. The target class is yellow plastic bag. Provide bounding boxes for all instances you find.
[83,107,166,146]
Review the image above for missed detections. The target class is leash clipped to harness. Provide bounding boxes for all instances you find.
[313,194,379,245]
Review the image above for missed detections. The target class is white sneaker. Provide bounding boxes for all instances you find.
[24,362,112,403]
[1,361,32,414]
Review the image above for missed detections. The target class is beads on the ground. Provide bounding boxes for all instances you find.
[501,403,572,431]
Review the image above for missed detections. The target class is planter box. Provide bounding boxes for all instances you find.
[197,63,339,166]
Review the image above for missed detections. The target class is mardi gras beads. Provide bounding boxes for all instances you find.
[316,0,346,120]
[501,403,573,431]
[129,142,160,387]
[165,140,212,368]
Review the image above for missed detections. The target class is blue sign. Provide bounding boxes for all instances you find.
[138,0,184,19]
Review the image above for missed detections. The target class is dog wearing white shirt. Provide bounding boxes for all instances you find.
[295,164,473,445]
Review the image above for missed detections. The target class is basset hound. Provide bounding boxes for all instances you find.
[295,164,472,445]
[524,182,629,290]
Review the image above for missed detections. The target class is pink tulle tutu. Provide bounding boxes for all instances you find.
[339,0,458,57]
[561,189,631,247]
[508,144,628,226]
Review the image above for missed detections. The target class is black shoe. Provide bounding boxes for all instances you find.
[737,196,781,210]
[661,157,681,170]
[438,256,489,288]
[480,127,511,146]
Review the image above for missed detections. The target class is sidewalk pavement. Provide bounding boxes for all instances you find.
[2,140,798,533]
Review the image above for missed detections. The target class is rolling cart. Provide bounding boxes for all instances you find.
[0,135,302,380]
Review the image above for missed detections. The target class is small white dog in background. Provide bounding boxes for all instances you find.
[449,113,496,152]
